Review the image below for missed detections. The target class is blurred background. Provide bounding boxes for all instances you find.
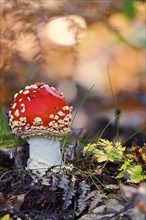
[0,0,145,144]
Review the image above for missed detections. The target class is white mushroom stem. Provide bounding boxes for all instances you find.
[26,136,63,175]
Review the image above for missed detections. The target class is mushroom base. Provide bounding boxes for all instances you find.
[27,137,63,175]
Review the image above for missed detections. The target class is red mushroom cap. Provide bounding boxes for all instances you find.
[9,83,72,139]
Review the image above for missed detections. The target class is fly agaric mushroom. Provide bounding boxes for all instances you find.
[9,82,72,175]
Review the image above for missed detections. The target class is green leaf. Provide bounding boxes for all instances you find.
[83,143,97,153]
[0,104,24,148]
[84,139,125,163]
[0,213,10,220]
[119,160,131,171]
[122,0,137,19]
[116,171,124,179]
[94,149,107,162]
[127,164,146,183]
[117,161,146,183]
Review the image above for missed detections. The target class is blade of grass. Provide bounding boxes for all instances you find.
[71,84,95,125]
[107,66,120,142]
[92,111,124,143]
[107,66,145,146]
[62,85,95,155]
[123,125,146,144]
[81,129,97,146]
